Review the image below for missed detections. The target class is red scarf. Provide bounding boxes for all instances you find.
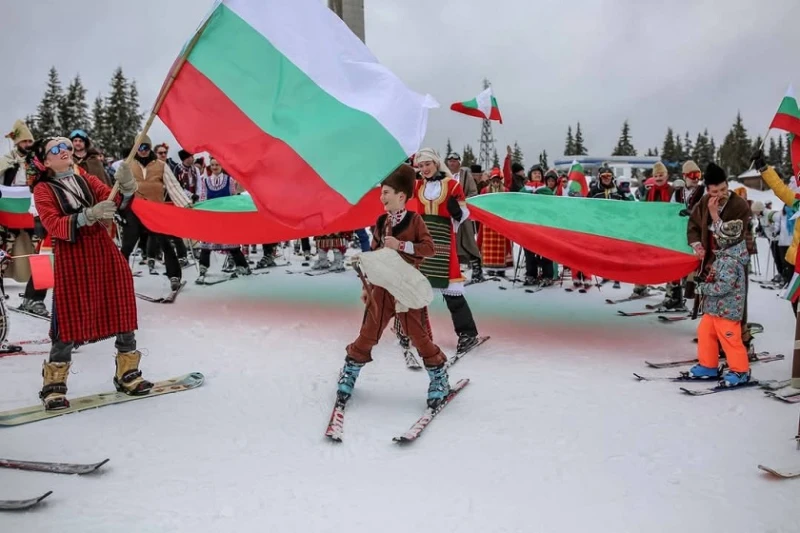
[647,183,671,202]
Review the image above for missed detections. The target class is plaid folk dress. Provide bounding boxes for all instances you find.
[33,166,137,343]
[477,184,513,269]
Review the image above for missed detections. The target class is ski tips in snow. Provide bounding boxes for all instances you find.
[0,491,53,511]
[0,458,109,475]
[757,464,800,479]
[392,378,470,444]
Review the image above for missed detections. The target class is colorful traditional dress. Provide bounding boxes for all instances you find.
[197,172,240,251]
[477,184,513,269]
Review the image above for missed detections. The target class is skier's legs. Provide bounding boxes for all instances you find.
[696,315,721,369]
[229,248,249,268]
[199,249,212,269]
[712,316,749,373]
[120,210,143,261]
[443,294,478,337]
[346,286,395,364]
[398,308,446,367]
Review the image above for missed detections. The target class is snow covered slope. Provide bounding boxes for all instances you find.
[1,243,798,533]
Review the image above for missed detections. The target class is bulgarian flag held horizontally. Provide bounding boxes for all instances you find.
[450,87,503,123]
[157,0,437,233]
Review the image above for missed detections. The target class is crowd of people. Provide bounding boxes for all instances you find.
[1,115,797,407]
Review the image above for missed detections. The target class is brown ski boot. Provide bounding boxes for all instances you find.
[114,351,153,395]
[40,361,71,410]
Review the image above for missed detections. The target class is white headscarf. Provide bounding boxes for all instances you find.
[415,148,453,178]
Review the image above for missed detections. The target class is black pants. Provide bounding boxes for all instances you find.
[301,238,311,253]
[776,244,792,284]
[263,243,277,255]
[524,249,553,279]
[443,294,478,337]
[199,248,248,269]
[121,211,181,279]
[171,237,188,260]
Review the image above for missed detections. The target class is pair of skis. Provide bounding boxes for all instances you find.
[643,351,784,370]
[135,280,187,304]
[0,458,109,510]
[324,378,470,444]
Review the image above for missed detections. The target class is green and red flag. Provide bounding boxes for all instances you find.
[132,188,384,244]
[466,193,699,284]
[450,87,503,123]
[770,85,800,136]
[156,0,436,233]
[567,160,588,197]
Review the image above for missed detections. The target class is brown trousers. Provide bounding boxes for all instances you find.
[347,286,446,367]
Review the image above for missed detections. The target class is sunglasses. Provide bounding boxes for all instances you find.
[599,173,613,179]
[683,171,701,179]
[138,144,151,152]
[47,142,72,156]
[156,151,167,156]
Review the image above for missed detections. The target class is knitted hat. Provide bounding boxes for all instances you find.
[178,149,193,161]
[138,134,153,149]
[751,201,765,214]
[704,162,727,186]
[6,119,33,146]
[714,219,743,248]
[652,161,667,175]
[682,160,701,174]
[511,162,525,173]
[381,164,416,199]
[544,169,558,183]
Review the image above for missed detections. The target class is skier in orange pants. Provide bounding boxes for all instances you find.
[688,219,752,386]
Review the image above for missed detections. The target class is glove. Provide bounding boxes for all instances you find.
[447,196,463,221]
[82,200,117,226]
[678,208,690,217]
[750,149,768,173]
[115,162,137,195]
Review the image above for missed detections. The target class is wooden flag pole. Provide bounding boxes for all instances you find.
[107,12,215,202]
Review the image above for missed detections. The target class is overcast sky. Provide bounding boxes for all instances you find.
[3,0,799,167]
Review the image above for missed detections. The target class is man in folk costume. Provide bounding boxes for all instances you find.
[28,137,152,410]
[69,130,111,186]
[120,135,191,288]
[195,157,252,282]
[477,168,513,277]
[1,119,49,316]
[688,162,755,345]
[336,164,451,408]
[445,152,483,282]
[410,148,482,355]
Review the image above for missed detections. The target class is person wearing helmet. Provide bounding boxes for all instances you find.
[524,165,545,192]
[69,130,111,187]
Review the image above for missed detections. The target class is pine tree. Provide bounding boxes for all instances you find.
[103,68,130,158]
[24,114,42,140]
[564,126,575,156]
[718,112,752,176]
[574,122,588,155]
[691,131,708,166]
[91,95,109,149]
[492,149,500,168]
[708,136,717,164]
[462,145,476,168]
[674,132,684,162]
[36,67,64,136]
[683,132,693,160]
[661,128,677,162]
[612,120,636,156]
[645,148,657,157]
[784,133,795,178]
[512,142,523,167]
[444,138,453,159]
[59,74,91,134]
[125,80,144,144]
[777,135,786,170]
[768,137,781,166]
[538,150,549,170]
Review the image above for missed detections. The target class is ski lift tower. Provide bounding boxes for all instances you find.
[478,79,496,170]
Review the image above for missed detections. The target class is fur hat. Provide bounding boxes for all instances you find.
[470,164,483,174]
[682,160,701,174]
[715,219,743,248]
[381,164,416,199]
[652,161,668,176]
[6,119,33,146]
[704,162,727,186]
[178,149,193,161]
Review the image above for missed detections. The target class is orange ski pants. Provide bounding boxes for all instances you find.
[697,314,749,372]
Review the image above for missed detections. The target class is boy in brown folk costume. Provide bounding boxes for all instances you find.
[336,164,450,408]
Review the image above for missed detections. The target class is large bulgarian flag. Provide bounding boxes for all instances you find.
[467,193,700,284]
[450,87,503,123]
[157,0,436,233]
[0,186,34,229]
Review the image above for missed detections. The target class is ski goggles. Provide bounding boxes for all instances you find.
[47,142,72,156]
[69,129,88,140]
[683,171,701,180]
[599,172,614,179]
[138,143,151,152]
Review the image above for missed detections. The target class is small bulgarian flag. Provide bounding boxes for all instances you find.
[450,87,503,123]
[28,244,54,291]
[0,186,35,229]
[567,161,589,197]
[782,272,800,303]
[770,85,800,136]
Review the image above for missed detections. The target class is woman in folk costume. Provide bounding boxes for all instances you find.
[477,168,513,277]
[311,232,351,272]
[410,148,482,355]
[28,137,151,410]
[195,158,251,284]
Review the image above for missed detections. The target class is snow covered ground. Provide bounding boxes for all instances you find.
[1,240,798,533]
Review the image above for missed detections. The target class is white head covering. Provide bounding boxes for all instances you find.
[415,148,452,178]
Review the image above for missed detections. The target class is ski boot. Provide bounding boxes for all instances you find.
[687,364,720,380]
[456,333,479,355]
[540,278,554,288]
[337,357,364,401]
[612,281,621,289]
[148,259,158,275]
[40,361,71,410]
[222,255,235,273]
[195,265,208,285]
[656,297,688,313]
[178,257,189,268]
[426,364,451,408]
[523,276,538,287]
[233,265,252,278]
[721,369,751,387]
[114,351,153,395]
[0,342,22,354]
[312,249,330,270]
[330,249,346,272]
[256,255,276,269]
[21,298,50,318]
[631,285,650,297]
[169,277,182,292]
[583,282,593,290]
[573,279,583,288]
[469,259,485,283]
